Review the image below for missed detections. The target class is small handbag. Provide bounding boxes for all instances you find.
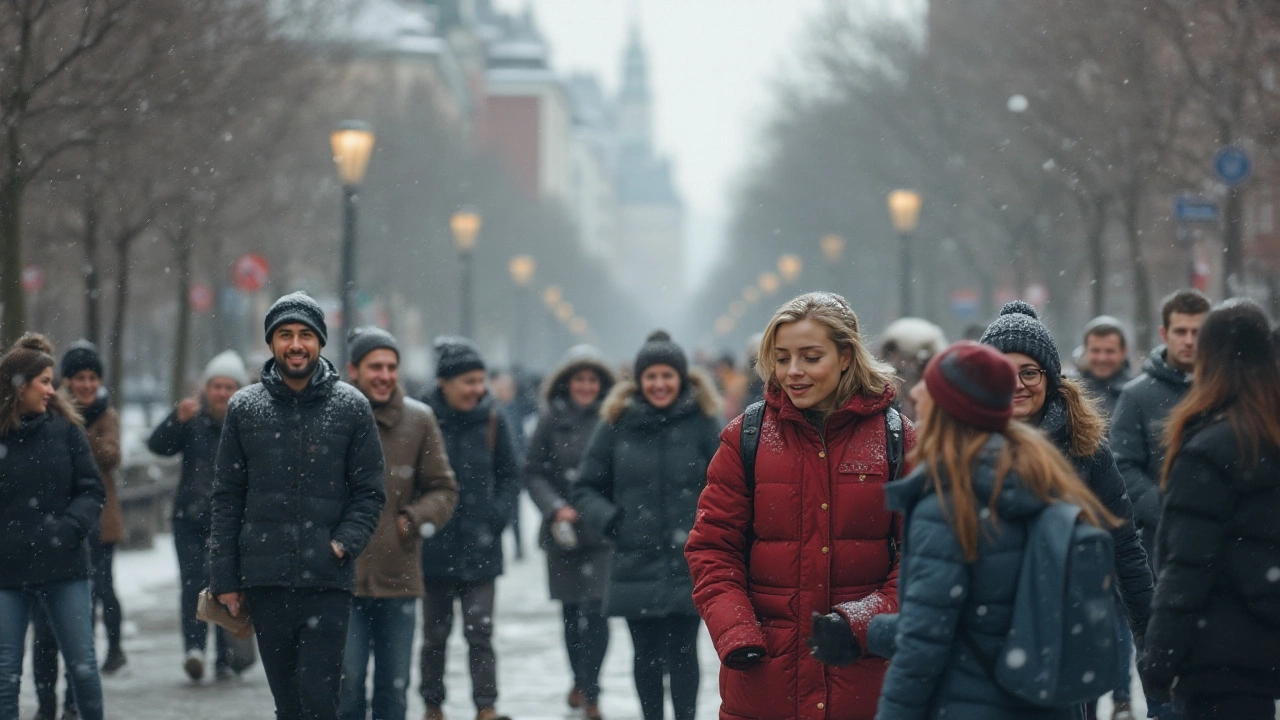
[196,588,255,640]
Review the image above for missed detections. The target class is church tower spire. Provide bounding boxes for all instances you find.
[617,21,651,154]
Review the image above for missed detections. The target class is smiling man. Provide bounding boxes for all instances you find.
[209,291,385,720]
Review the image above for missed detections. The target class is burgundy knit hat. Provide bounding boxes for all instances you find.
[923,341,1016,432]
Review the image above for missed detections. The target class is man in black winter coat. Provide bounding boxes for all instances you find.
[1111,290,1209,559]
[419,337,521,720]
[1077,316,1132,418]
[209,292,385,720]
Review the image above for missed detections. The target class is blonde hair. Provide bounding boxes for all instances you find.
[756,293,896,414]
[913,401,1118,561]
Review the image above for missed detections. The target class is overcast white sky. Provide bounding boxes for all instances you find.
[492,0,834,287]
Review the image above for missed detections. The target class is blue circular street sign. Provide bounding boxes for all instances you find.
[1215,145,1252,187]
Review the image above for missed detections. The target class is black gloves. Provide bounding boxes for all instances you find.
[807,612,862,666]
[724,646,767,670]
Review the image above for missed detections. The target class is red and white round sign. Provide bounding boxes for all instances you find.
[21,264,45,294]
[232,253,270,293]
[189,283,214,313]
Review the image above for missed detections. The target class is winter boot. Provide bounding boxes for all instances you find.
[583,705,603,720]
[567,687,584,709]
[183,649,204,681]
[100,647,127,676]
[475,708,511,720]
[424,707,446,720]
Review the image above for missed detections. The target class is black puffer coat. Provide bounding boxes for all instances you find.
[0,412,104,588]
[1080,363,1132,418]
[148,405,223,530]
[571,370,721,619]
[524,353,616,602]
[1111,347,1193,554]
[209,358,386,594]
[1039,397,1153,634]
[420,391,522,584]
[1141,416,1280,700]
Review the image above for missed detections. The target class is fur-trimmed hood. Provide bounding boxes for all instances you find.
[541,350,617,408]
[601,367,722,426]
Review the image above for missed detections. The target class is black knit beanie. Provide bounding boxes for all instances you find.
[634,330,688,381]
[434,336,485,379]
[347,326,400,366]
[264,291,328,347]
[60,340,103,380]
[979,301,1062,392]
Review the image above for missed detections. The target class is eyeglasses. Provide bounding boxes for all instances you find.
[1017,368,1048,387]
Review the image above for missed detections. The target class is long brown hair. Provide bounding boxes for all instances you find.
[1057,377,1108,458]
[1162,300,1280,486]
[756,292,896,417]
[0,333,82,436]
[912,401,1118,561]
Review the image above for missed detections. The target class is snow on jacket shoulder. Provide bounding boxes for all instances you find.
[685,384,913,720]
[871,438,1076,720]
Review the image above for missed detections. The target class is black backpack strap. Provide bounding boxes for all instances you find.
[739,401,765,495]
[738,401,765,585]
[885,406,904,481]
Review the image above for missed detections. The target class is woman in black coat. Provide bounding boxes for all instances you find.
[1140,300,1280,720]
[572,332,721,720]
[0,335,106,720]
[981,302,1154,720]
[524,348,616,718]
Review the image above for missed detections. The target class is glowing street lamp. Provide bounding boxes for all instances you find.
[507,255,537,358]
[569,317,588,335]
[451,207,482,336]
[778,254,803,284]
[820,234,846,262]
[330,120,375,368]
[887,190,922,316]
[542,285,563,307]
[743,286,760,304]
[758,272,780,296]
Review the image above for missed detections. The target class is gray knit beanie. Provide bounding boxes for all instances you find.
[264,291,328,347]
[434,336,485,379]
[979,301,1062,392]
[347,327,400,366]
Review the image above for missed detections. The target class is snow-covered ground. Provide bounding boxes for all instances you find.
[17,495,1144,719]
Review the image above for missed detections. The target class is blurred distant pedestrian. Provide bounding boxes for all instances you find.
[419,337,520,720]
[147,349,248,681]
[574,331,721,720]
[713,353,748,421]
[339,328,458,720]
[31,341,126,720]
[687,293,912,720]
[524,346,616,720]
[0,334,105,720]
[209,292,386,720]
[877,317,946,423]
[981,301,1153,720]
[1111,289,1210,559]
[871,341,1118,720]
[742,333,765,409]
[1076,316,1132,417]
[1140,300,1280,720]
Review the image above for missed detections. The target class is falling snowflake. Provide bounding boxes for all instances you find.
[1005,648,1027,669]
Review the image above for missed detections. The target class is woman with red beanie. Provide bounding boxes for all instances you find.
[686,292,914,720]
[869,341,1116,720]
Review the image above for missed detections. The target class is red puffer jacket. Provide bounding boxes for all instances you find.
[686,385,914,720]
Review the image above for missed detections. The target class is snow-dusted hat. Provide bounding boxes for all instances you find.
[1081,315,1128,348]
[264,291,327,347]
[60,340,103,380]
[203,350,248,387]
[348,326,400,366]
[434,336,485,379]
[980,301,1062,394]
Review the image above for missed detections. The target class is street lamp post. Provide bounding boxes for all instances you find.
[508,255,536,363]
[820,233,846,292]
[778,254,803,285]
[887,190,922,317]
[330,120,376,369]
[451,207,482,338]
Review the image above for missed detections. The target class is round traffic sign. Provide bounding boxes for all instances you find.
[232,253,270,292]
[189,283,214,313]
[1214,145,1252,187]
[21,264,44,294]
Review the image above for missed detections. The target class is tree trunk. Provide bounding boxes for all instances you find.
[171,231,193,404]
[0,174,25,347]
[1122,196,1155,352]
[1222,187,1245,294]
[82,191,102,345]
[1087,195,1109,317]
[107,234,134,404]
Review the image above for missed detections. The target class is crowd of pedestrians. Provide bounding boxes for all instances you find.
[2,284,1279,720]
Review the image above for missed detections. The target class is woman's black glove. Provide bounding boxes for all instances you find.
[724,646,767,670]
[807,612,862,666]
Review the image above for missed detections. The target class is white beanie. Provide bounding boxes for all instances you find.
[203,350,248,387]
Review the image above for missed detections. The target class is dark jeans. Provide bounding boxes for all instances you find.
[562,601,609,705]
[32,541,121,713]
[339,597,417,720]
[419,579,497,709]
[1179,693,1274,720]
[0,580,104,720]
[173,520,229,666]
[626,615,701,720]
[245,587,351,720]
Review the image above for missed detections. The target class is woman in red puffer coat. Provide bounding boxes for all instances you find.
[686,292,915,720]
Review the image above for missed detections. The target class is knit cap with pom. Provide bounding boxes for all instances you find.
[633,330,689,381]
[979,301,1062,392]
